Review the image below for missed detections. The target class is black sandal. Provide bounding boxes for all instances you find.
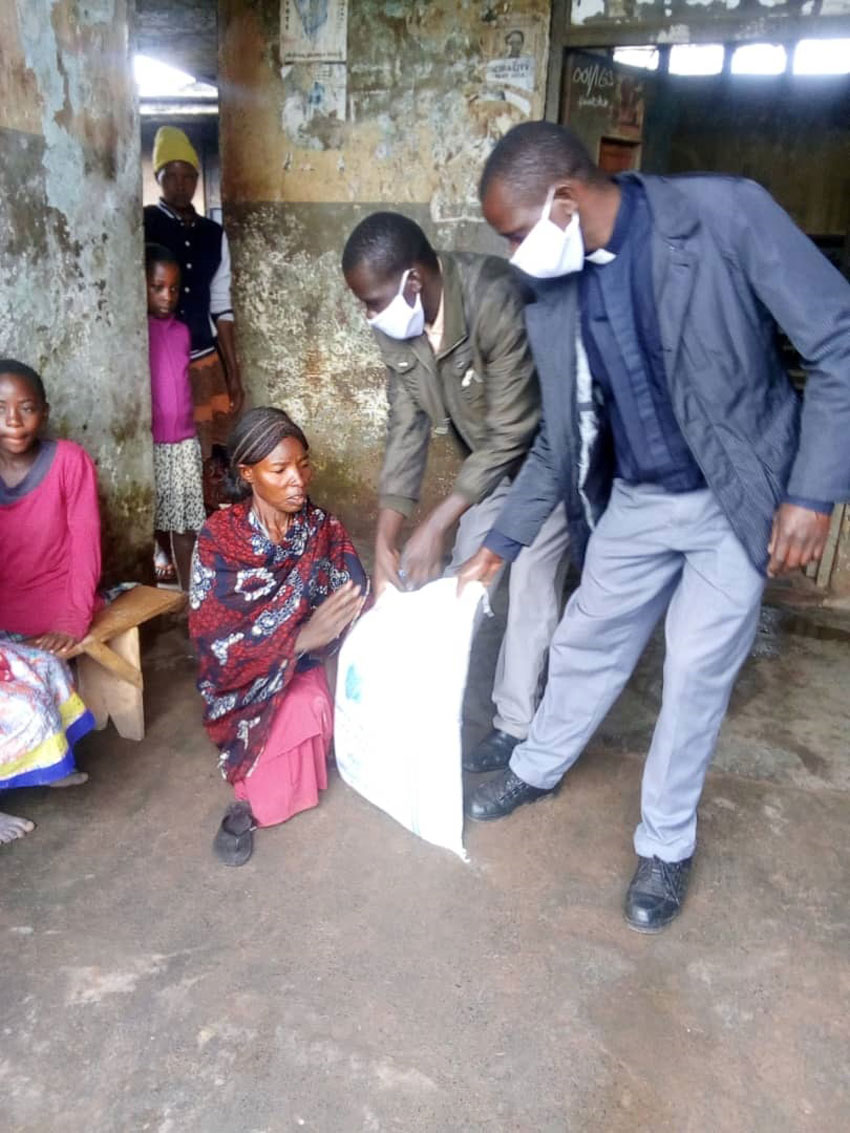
[213,801,255,867]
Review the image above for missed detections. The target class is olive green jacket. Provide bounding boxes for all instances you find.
[374,252,540,517]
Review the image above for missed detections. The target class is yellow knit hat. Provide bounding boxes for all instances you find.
[152,126,200,175]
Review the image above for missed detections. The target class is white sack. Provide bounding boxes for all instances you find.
[334,577,485,860]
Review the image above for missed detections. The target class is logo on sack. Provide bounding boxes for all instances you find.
[345,664,362,703]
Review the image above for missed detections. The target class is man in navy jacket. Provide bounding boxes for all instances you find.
[460,122,850,933]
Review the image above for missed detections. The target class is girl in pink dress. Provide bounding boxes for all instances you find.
[146,243,206,589]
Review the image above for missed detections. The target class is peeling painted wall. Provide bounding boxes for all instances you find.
[219,0,551,547]
[0,0,152,580]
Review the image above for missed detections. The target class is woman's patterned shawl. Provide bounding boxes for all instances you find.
[189,499,365,783]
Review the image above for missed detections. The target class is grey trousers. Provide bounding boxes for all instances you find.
[510,481,764,863]
[449,481,571,740]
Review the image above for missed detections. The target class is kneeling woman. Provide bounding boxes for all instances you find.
[189,408,366,865]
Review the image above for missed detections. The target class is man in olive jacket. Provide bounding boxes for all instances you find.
[343,212,570,767]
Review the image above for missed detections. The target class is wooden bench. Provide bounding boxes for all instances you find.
[70,585,186,741]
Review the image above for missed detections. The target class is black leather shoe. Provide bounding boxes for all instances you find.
[624,855,693,933]
[463,729,522,773]
[465,768,556,821]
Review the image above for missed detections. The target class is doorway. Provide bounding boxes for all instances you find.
[561,49,651,171]
[557,41,850,270]
[135,2,221,220]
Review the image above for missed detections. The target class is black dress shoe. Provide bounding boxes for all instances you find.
[624,855,693,933]
[463,729,522,773]
[465,768,556,821]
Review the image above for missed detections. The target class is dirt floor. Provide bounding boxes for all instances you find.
[2,587,848,1131]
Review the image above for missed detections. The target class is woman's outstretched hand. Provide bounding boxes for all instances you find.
[295,582,365,656]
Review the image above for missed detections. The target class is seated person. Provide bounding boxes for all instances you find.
[189,407,366,867]
[0,359,101,652]
[0,359,102,839]
[0,639,96,843]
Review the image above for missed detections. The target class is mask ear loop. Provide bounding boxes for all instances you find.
[397,268,412,297]
[542,187,578,234]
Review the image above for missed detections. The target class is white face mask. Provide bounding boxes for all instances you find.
[367,269,425,340]
[510,187,585,279]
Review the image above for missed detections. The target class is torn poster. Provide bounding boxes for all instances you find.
[479,19,541,117]
[281,62,347,148]
[485,55,535,93]
[282,0,348,64]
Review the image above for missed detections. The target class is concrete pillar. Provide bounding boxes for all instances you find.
[0,0,152,580]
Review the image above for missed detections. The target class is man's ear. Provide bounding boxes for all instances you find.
[42,403,50,427]
[550,180,579,225]
[406,266,425,295]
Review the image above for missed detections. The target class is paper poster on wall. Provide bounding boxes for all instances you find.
[486,56,535,93]
[282,0,348,63]
[480,19,541,116]
[281,62,347,147]
[305,62,346,121]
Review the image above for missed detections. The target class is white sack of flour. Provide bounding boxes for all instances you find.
[334,577,484,860]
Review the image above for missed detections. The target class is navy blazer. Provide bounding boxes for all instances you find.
[493,174,850,573]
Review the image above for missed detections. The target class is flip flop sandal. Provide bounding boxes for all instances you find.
[213,801,255,867]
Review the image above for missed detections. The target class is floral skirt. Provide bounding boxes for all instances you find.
[0,637,95,790]
[153,438,206,533]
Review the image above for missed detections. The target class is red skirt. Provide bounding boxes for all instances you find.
[233,666,332,827]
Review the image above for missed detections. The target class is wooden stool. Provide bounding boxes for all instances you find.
[71,585,186,741]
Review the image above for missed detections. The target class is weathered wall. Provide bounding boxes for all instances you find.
[219,0,551,547]
[0,0,152,581]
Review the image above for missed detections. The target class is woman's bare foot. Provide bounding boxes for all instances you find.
[154,543,177,584]
[47,771,89,789]
[0,812,35,843]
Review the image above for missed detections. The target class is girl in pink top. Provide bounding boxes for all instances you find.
[146,243,206,590]
[0,361,101,649]
[0,359,100,843]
